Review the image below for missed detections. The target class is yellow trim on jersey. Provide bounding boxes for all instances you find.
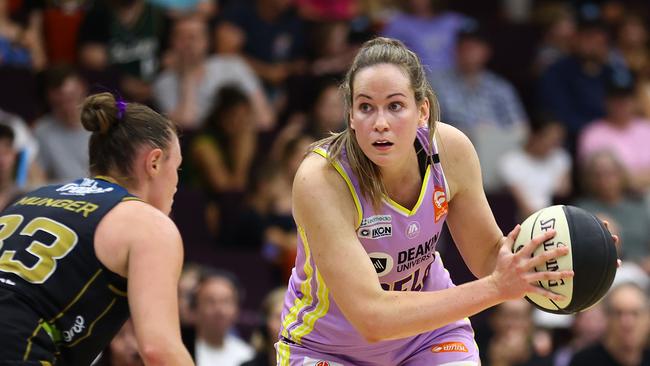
[383,164,431,216]
[94,175,118,184]
[280,226,315,340]
[40,362,52,366]
[108,284,127,297]
[49,270,103,323]
[64,298,117,347]
[121,196,143,203]
[313,147,363,228]
[288,228,330,343]
[23,319,44,360]
[290,268,330,343]
[276,341,291,366]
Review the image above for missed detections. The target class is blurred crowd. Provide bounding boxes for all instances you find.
[1,0,650,364]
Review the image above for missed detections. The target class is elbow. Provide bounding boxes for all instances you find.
[353,310,392,343]
[139,345,166,365]
[139,343,182,366]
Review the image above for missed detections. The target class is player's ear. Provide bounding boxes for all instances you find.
[145,148,164,178]
[418,98,430,128]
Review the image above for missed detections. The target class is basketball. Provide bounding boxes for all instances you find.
[512,205,617,314]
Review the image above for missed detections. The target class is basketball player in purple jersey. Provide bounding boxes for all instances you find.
[277,37,575,365]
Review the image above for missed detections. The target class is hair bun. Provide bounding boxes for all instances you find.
[81,92,119,134]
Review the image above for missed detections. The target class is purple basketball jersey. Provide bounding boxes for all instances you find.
[279,127,473,363]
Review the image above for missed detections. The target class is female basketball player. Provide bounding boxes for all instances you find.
[277,37,577,365]
[0,93,194,365]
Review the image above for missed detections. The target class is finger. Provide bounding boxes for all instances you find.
[524,270,574,283]
[617,259,622,268]
[526,285,566,302]
[518,229,556,258]
[526,246,570,270]
[505,225,521,244]
[612,234,620,245]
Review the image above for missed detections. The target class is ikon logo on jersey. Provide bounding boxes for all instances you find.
[368,252,394,277]
[433,186,448,223]
[303,357,343,366]
[431,342,469,353]
[358,223,392,239]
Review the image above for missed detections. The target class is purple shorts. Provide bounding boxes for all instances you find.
[276,321,480,366]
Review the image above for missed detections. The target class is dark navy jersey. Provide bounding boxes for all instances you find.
[0,177,138,365]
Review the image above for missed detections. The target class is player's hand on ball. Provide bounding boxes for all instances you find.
[601,220,622,268]
[489,225,574,302]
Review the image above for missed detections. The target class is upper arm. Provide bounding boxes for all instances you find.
[436,123,504,278]
[292,154,385,332]
[95,200,185,351]
[127,213,184,350]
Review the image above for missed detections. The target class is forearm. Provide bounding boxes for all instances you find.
[362,275,503,341]
[170,78,198,127]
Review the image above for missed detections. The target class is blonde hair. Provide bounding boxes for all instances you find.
[313,37,440,209]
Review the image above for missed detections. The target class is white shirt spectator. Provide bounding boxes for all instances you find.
[154,55,261,129]
[195,334,254,366]
[499,147,571,212]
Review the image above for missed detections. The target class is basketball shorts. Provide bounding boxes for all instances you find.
[276,321,480,366]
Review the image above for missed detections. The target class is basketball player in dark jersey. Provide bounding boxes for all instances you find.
[0,93,194,365]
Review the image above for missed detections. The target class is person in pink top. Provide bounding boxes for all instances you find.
[277,37,583,366]
[578,81,650,192]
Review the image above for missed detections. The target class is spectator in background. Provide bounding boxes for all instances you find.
[578,80,650,194]
[77,0,168,103]
[241,287,286,366]
[482,299,551,366]
[431,24,528,192]
[95,320,144,366]
[537,19,613,148]
[0,124,21,210]
[499,118,571,219]
[0,108,42,188]
[307,21,358,79]
[185,268,254,366]
[609,14,648,82]
[552,304,607,366]
[33,65,90,183]
[381,0,468,74]
[221,0,306,104]
[154,16,273,131]
[0,0,45,70]
[575,151,650,270]
[569,283,650,366]
[187,86,256,242]
[532,3,576,75]
[295,0,357,22]
[21,0,86,65]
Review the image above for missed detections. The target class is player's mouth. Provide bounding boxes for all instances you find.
[372,140,394,150]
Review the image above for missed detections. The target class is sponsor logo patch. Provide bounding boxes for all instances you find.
[358,223,392,239]
[303,357,343,366]
[368,252,394,277]
[433,186,448,222]
[57,178,114,196]
[431,342,469,353]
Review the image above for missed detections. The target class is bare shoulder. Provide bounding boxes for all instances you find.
[95,200,182,277]
[292,152,358,228]
[434,122,481,200]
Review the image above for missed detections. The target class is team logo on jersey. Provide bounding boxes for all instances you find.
[405,221,421,239]
[368,252,394,277]
[431,342,469,353]
[433,186,448,222]
[303,357,343,366]
[57,179,114,196]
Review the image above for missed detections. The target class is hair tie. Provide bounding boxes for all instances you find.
[116,100,127,120]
